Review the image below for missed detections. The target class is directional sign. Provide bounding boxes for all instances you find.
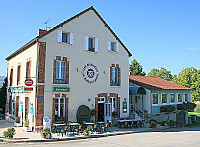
[25,79,33,86]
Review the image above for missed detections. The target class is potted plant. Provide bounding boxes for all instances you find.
[83,125,93,136]
[149,119,157,128]
[111,111,118,126]
[41,128,51,139]
[91,109,96,122]
[23,118,29,131]
[3,128,15,139]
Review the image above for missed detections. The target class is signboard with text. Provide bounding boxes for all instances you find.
[53,87,70,92]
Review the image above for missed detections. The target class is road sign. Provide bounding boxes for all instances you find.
[25,79,33,86]
[24,87,33,91]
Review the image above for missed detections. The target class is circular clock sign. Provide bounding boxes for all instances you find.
[82,63,99,83]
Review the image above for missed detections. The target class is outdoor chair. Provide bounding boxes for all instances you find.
[64,125,69,136]
[103,123,108,132]
[93,124,97,133]
[77,125,82,135]
[51,125,57,134]
[56,126,65,137]
[140,120,145,128]
[136,121,140,128]
[130,121,137,129]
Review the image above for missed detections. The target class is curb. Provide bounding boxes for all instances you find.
[0,129,150,143]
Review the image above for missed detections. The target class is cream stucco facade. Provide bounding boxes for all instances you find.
[6,7,131,129]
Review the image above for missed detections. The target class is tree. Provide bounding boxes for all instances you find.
[129,59,146,76]
[148,67,173,81]
[0,78,7,113]
[173,67,200,101]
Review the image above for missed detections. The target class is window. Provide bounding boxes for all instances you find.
[111,42,116,52]
[111,67,118,86]
[62,32,70,44]
[55,98,65,120]
[170,94,175,103]
[57,30,74,44]
[107,41,119,52]
[10,69,13,86]
[161,94,167,104]
[98,98,105,103]
[88,37,95,52]
[26,61,31,78]
[110,97,117,112]
[84,36,98,52]
[17,65,21,85]
[178,94,182,103]
[56,61,66,84]
[185,93,188,102]
[152,94,158,105]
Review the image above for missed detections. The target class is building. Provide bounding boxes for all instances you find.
[129,75,192,124]
[5,6,132,131]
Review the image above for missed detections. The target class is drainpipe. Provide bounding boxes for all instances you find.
[34,38,39,132]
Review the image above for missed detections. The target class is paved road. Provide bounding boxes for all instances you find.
[1,128,200,147]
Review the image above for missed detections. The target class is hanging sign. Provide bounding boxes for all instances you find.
[25,79,33,86]
[82,63,99,83]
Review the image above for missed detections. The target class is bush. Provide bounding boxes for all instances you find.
[149,119,157,128]
[41,128,51,139]
[160,121,167,126]
[177,102,196,111]
[112,111,118,118]
[160,105,176,113]
[83,125,93,136]
[24,119,29,127]
[3,128,15,139]
[167,120,175,127]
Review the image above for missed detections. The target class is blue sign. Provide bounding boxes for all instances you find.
[20,105,23,112]
[38,96,43,100]
[30,107,34,115]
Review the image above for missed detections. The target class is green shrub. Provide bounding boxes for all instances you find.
[41,128,51,139]
[3,128,15,139]
[167,120,175,127]
[177,102,196,111]
[160,121,167,126]
[160,105,176,113]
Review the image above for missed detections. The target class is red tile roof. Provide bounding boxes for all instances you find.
[129,75,192,90]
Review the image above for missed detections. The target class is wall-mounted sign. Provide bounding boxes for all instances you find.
[82,63,99,83]
[25,79,33,86]
[53,87,70,92]
[8,87,30,93]
[38,96,43,100]
[123,101,127,113]
[30,107,34,115]
[24,87,33,91]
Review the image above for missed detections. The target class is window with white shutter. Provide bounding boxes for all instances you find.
[85,36,98,53]
[57,30,74,45]
[107,41,119,52]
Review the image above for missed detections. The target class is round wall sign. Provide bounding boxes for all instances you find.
[82,63,99,83]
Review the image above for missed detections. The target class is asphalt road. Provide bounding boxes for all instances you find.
[1,128,200,147]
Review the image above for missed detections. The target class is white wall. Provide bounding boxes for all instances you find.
[39,10,130,121]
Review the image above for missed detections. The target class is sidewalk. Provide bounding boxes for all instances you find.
[0,120,150,143]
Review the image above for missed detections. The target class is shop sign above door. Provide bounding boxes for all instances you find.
[53,87,70,92]
[8,87,30,93]
[82,63,99,83]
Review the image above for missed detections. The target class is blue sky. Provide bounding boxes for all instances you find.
[0,0,200,76]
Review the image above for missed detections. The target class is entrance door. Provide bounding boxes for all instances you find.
[104,103,111,123]
[98,103,104,122]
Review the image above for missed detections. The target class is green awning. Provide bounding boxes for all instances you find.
[129,87,146,95]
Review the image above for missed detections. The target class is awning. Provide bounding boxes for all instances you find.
[129,87,146,95]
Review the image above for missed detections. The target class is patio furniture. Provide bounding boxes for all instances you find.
[130,121,137,129]
[69,122,80,134]
[102,123,108,132]
[56,126,65,137]
[51,125,57,134]
[96,121,105,132]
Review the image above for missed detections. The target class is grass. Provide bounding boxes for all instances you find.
[188,112,200,117]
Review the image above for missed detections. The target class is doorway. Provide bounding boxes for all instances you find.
[98,103,104,122]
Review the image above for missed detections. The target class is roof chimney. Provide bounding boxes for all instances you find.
[38,29,47,37]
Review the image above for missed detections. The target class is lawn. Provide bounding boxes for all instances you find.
[188,112,200,117]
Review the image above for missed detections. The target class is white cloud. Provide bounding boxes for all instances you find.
[185,47,198,51]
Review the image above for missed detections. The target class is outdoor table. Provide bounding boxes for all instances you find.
[69,123,80,133]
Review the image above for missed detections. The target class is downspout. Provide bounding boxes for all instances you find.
[34,38,39,132]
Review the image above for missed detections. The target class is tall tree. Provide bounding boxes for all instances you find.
[173,67,200,101]
[148,67,173,81]
[129,59,146,76]
[0,78,7,113]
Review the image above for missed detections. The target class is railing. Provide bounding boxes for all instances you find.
[134,106,144,119]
